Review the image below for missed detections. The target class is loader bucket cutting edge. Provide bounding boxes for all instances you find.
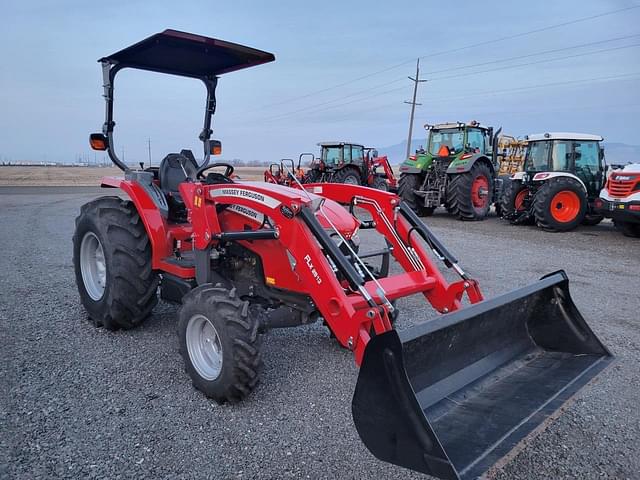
[352,271,612,480]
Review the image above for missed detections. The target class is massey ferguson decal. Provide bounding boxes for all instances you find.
[304,254,322,285]
[210,188,281,208]
[227,204,266,224]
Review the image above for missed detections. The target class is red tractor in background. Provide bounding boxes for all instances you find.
[266,142,397,191]
[77,30,611,480]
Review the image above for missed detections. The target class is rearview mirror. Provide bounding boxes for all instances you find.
[210,140,222,155]
[89,133,108,151]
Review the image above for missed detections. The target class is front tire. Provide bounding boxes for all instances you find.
[614,220,640,238]
[73,196,159,330]
[446,162,494,220]
[398,173,429,215]
[500,179,533,225]
[582,213,604,226]
[372,176,388,191]
[178,285,262,403]
[533,177,587,232]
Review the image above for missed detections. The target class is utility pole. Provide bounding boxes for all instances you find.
[404,58,427,161]
[147,138,152,167]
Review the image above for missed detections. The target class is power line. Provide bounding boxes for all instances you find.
[426,33,640,76]
[239,5,640,114]
[301,72,640,125]
[243,43,640,123]
[429,42,640,82]
[252,34,640,122]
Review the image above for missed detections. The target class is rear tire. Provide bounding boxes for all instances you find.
[332,166,361,185]
[614,220,640,238]
[533,177,587,232]
[398,173,429,215]
[305,168,322,183]
[73,196,159,330]
[178,285,262,403]
[446,162,494,220]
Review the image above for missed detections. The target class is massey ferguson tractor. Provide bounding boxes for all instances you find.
[594,163,640,237]
[304,142,398,191]
[398,121,502,220]
[74,30,611,480]
[501,133,606,232]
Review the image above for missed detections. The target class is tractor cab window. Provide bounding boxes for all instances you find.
[574,141,601,193]
[466,129,485,154]
[525,141,551,171]
[343,145,352,163]
[551,141,572,171]
[574,141,599,171]
[351,145,364,164]
[429,129,464,155]
[323,147,342,165]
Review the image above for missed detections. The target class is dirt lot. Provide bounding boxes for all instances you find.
[0,166,267,186]
[1,185,638,480]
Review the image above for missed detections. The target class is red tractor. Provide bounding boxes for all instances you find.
[295,142,397,191]
[76,30,611,480]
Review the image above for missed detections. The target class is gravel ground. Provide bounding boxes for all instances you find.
[1,187,638,480]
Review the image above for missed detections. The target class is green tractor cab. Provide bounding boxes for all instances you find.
[501,133,606,232]
[399,121,502,220]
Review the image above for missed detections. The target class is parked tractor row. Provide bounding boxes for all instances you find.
[396,124,637,236]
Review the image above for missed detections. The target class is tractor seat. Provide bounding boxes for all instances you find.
[159,150,198,198]
[159,150,199,220]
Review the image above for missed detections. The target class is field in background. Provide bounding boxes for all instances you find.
[0,166,267,186]
[0,165,405,186]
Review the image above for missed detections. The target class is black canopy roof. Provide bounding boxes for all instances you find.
[99,29,275,78]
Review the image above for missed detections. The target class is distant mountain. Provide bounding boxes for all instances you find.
[603,143,640,166]
[378,139,640,165]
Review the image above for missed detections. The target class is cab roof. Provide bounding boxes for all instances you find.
[526,132,603,142]
[99,29,275,78]
[317,142,365,148]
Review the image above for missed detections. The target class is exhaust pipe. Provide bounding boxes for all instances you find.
[352,271,611,480]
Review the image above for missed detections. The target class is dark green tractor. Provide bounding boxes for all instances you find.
[398,121,502,220]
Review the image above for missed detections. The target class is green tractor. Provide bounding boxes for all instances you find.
[500,133,606,232]
[398,121,502,220]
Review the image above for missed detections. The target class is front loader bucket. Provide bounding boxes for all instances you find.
[352,271,611,480]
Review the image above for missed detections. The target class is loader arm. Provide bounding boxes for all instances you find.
[176,180,481,364]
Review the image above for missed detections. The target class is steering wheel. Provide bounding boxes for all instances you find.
[196,162,235,179]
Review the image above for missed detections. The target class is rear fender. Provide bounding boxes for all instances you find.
[531,172,587,192]
[446,155,493,175]
[100,174,174,267]
[399,165,423,174]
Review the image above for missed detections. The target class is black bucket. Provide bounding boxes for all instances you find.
[352,271,612,480]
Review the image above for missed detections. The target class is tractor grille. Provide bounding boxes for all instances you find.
[607,174,640,198]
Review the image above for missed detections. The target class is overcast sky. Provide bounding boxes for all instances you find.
[1,0,639,165]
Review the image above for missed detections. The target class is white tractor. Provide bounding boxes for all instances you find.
[501,132,606,232]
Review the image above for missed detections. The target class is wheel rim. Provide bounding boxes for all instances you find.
[80,231,107,301]
[471,175,490,208]
[515,189,529,210]
[550,190,581,223]
[186,314,223,381]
